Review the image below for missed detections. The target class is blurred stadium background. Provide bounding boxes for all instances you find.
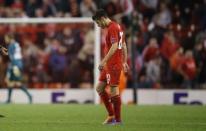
[0,0,206,104]
[0,0,206,130]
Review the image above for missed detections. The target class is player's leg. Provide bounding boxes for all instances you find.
[5,80,16,103]
[5,67,14,103]
[97,70,115,124]
[14,66,32,104]
[109,68,122,124]
[7,65,32,104]
[6,86,13,103]
[96,81,114,115]
[96,81,115,124]
[110,85,122,124]
[19,84,32,104]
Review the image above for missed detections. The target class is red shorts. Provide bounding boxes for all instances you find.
[99,64,122,85]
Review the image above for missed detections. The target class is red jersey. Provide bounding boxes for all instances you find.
[104,21,124,68]
[170,53,184,72]
[160,36,180,60]
[181,58,196,80]
[143,46,159,62]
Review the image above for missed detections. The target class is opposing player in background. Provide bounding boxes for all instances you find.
[92,9,129,125]
[3,34,32,103]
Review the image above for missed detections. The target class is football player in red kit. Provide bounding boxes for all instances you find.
[92,9,129,125]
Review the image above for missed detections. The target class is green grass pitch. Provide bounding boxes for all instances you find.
[0,104,206,131]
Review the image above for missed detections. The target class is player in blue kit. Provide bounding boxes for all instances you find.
[3,34,32,104]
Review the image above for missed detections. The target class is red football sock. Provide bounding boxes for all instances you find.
[111,95,121,122]
[99,91,114,116]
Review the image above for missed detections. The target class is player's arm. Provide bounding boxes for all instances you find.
[0,45,8,55]
[122,41,129,73]
[99,42,118,71]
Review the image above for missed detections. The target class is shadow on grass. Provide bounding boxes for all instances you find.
[0,114,5,118]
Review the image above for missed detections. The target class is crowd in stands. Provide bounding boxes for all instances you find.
[0,0,206,89]
[0,23,94,88]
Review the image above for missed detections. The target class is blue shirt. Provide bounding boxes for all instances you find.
[8,41,23,70]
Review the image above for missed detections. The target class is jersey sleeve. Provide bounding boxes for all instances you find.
[108,26,119,44]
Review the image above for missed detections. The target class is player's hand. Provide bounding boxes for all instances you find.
[123,62,129,73]
[1,46,8,55]
[98,61,106,71]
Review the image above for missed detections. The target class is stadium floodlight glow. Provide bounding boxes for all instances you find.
[0,17,101,104]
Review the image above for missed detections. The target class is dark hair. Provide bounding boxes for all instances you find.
[92,9,108,21]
